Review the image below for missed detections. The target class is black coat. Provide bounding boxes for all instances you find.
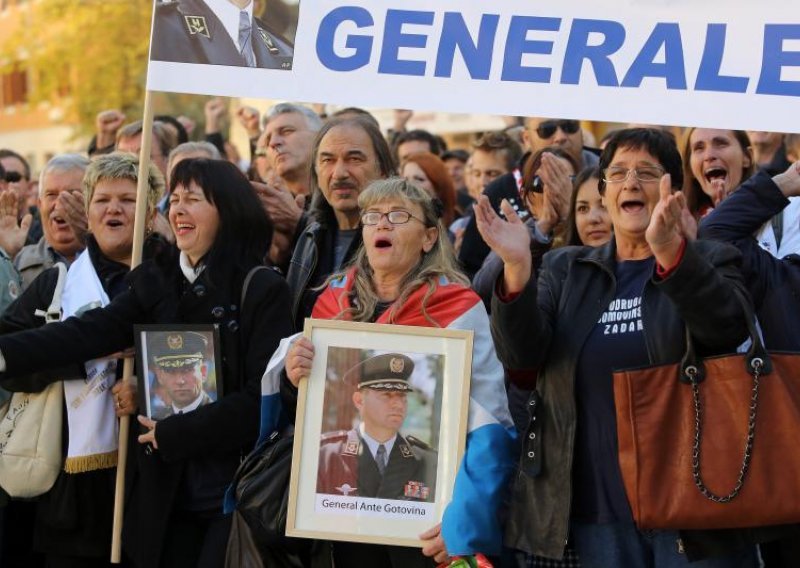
[0,249,294,567]
[491,239,752,561]
[150,0,294,70]
[0,236,135,560]
[699,171,800,351]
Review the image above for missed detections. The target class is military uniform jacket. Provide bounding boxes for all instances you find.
[151,0,293,70]
[317,428,437,502]
[152,390,213,420]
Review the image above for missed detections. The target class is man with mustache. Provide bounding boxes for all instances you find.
[317,353,437,503]
[286,115,395,329]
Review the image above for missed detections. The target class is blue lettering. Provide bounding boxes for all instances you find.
[622,23,687,89]
[695,24,749,93]
[757,24,800,97]
[435,13,499,80]
[501,16,561,83]
[378,10,434,76]
[561,18,625,86]
[316,7,374,72]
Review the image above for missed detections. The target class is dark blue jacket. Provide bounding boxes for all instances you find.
[151,0,293,70]
[699,171,800,351]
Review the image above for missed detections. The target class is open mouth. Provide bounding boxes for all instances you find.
[704,166,728,185]
[374,237,392,249]
[50,215,69,230]
[175,222,195,236]
[106,219,124,228]
[620,199,645,213]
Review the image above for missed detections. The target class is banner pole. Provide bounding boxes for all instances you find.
[110,88,155,564]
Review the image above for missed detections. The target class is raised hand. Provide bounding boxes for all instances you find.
[95,109,126,149]
[204,98,227,134]
[474,195,532,294]
[236,106,261,138]
[57,190,88,246]
[0,189,31,257]
[772,160,800,198]
[538,153,573,221]
[645,174,686,268]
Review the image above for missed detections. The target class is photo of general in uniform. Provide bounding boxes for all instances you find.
[150,0,296,70]
[138,328,221,420]
[316,351,440,503]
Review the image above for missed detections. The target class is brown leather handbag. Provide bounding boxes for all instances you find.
[613,313,800,530]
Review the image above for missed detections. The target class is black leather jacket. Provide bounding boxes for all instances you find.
[491,238,751,561]
[285,215,362,331]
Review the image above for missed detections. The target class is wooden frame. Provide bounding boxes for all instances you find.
[287,319,473,547]
[133,324,223,420]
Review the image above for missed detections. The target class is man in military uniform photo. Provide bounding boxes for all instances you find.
[317,353,438,502]
[150,0,294,70]
[149,331,214,419]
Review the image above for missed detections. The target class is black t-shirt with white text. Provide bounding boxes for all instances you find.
[572,257,655,523]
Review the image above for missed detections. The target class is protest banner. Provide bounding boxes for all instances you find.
[147,0,800,132]
[108,0,798,561]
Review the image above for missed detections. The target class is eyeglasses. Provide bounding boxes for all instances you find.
[3,171,23,183]
[602,166,665,184]
[361,210,425,226]
[535,120,581,140]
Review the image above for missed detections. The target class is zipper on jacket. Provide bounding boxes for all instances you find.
[292,233,318,322]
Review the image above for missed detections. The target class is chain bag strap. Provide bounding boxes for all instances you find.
[679,289,770,503]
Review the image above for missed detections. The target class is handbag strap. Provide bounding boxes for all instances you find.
[240,265,268,310]
[679,287,771,383]
[33,262,68,325]
[680,287,766,503]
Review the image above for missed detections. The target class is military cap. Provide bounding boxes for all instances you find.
[344,353,415,392]
[150,331,207,369]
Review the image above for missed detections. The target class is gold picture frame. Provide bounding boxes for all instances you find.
[287,319,473,547]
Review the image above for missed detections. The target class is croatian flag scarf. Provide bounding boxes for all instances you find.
[257,268,516,556]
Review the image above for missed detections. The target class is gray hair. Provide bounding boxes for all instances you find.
[82,152,164,213]
[167,141,222,175]
[263,103,323,132]
[39,154,91,197]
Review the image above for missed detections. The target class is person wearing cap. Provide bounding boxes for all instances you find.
[317,353,437,502]
[150,331,213,419]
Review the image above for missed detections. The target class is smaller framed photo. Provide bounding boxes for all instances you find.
[134,324,222,420]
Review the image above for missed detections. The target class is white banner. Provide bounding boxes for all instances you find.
[147,0,800,132]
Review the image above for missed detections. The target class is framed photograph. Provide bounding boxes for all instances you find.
[287,319,473,547]
[134,324,222,420]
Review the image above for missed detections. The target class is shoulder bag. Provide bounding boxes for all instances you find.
[613,301,800,529]
[0,262,67,498]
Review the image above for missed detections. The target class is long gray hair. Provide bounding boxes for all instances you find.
[329,177,468,324]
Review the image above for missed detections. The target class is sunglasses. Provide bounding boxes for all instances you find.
[535,120,581,140]
[3,171,23,183]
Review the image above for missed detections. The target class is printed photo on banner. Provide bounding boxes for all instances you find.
[149,0,297,70]
[134,324,222,420]
[287,319,473,547]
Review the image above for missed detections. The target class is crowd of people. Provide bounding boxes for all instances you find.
[0,102,798,568]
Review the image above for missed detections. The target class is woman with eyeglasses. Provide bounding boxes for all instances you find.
[477,128,757,567]
[285,178,515,567]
